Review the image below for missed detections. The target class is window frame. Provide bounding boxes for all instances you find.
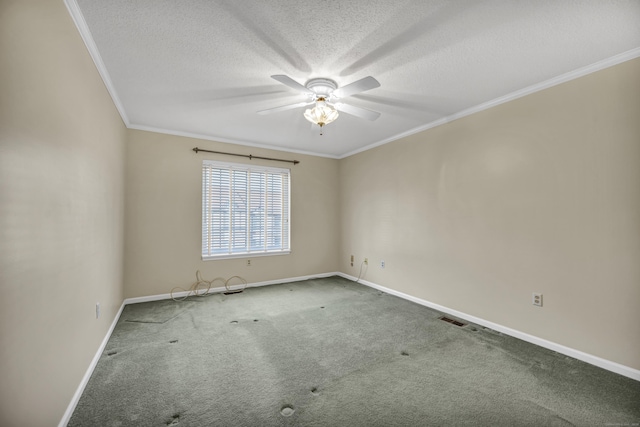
[201,159,291,261]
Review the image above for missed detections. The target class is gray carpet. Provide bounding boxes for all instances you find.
[69,276,640,426]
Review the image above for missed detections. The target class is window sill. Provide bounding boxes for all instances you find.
[202,250,290,261]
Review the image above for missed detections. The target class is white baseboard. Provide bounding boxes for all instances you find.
[59,272,340,426]
[61,270,638,426]
[337,272,640,382]
[123,272,339,305]
[58,301,126,427]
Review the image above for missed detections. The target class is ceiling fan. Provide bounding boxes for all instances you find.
[258,75,381,133]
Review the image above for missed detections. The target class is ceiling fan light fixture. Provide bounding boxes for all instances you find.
[304,97,339,127]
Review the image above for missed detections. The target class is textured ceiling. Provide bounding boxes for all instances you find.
[69,0,640,158]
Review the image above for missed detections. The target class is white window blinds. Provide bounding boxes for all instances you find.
[202,160,290,260]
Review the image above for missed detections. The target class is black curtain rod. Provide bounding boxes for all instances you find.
[192,147,299,165]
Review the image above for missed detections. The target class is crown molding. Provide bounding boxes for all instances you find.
[64,0,639,160]
[339,47,640,159]
[127,124,341,159]
[64,0,130,126]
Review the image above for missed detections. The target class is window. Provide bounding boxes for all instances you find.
[202,160,290,260]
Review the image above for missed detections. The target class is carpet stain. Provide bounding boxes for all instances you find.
[254,319,259,322]
[68,277,640,427]
[125,318,178,324]
[550,414,576,426]
[169,340,178,344]
[280,405,295,417]
[531,360,548,370]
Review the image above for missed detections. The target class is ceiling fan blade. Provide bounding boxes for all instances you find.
[334,103,381,121]
[333,76,380,98]
[271,75,313,95]
[257,101,313,115]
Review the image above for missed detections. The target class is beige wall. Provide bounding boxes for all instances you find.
[1,2,638,424]
[0,1,126,425]
[340,58,640,370]
[124,130,340,298]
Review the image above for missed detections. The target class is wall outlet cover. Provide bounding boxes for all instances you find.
[532,293,543,307]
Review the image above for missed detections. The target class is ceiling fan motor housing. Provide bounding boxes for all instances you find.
[305,78,338,98]
[259,74,381,122]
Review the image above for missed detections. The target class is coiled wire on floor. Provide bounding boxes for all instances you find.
[170,271,247,301]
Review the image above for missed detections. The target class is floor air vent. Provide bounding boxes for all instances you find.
[439,316,467,327]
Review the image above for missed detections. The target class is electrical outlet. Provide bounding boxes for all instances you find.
[532,293,543,307]
[364,258,368,265]
[350,254,354,267]
[381,260,385,268]
[246,259,251,266]
[96,302,100,319]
